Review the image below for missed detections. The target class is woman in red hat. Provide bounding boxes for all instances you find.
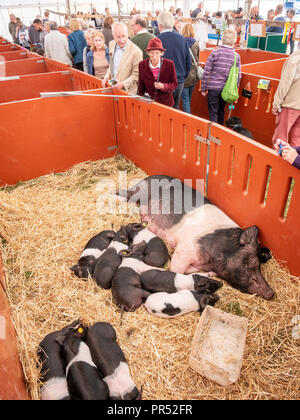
[138,37,177,106]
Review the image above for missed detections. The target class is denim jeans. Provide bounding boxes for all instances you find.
[172,82,184,109]
[181,85,195,114]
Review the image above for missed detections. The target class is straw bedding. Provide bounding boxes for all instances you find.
[0,154,299,400]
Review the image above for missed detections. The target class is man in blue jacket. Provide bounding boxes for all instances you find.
[157,11,191,109]
[267,4,285,34]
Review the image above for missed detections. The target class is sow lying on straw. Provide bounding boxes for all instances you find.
[0,155,299,400]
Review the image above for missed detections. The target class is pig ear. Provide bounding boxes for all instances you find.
[132,241,147,252]
[135,385,143,400]
[239,226,259,246]
[106,231,115,239]
[69,265,78,272]
[133,223,144,231]
[56,334,66,346]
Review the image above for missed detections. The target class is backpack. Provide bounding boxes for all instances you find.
[221,52,239,103]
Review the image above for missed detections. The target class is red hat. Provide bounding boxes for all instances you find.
[145,37,166,52]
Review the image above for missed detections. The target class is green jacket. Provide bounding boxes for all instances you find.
[131,31,155,60]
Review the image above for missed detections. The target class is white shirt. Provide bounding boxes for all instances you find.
[113,43,128,79]
[149,59,161,69]
[136,29,149,35]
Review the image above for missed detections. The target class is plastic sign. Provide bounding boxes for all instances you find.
[257,79,270,90]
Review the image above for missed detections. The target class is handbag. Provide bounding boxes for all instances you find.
[221,52,239,103]
[189,47,204,80]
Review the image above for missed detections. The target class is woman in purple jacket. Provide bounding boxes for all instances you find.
[201,28,241,125]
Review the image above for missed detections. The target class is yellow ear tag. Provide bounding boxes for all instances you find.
[142,222,147,227]
[78,327,83,334]
[122,251,127,255]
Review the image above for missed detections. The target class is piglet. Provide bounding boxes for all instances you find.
[140,269,222,294]
[38,320,79,400]
[84,322,141,400]
[145,290,219,319]
[111,241,152,312]
[70,230,115,278]
[125,222,169,267]
[56,322,109,400]
[93,226,129,289]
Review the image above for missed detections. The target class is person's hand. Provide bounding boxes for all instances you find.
[114,81,124,90]
[154,82,164,90]
[274,138,288,152]
[202,90,208,96]
[102,78,107,88]
[272,106,279,116]
[281,145,298,165]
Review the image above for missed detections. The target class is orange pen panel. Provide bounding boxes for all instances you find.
[241,58,287,79]
[44,57,70,72]
[207,123,300,276]
[70,68,103,91]
[0,255,30,400]
[3,58,46,77]
[0,93,117,186]
[0,44,22,52]
[191,73,279,147]
[116,95,209,191]
[0,50,28,61]
[0,71,73,104]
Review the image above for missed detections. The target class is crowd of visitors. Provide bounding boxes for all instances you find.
[6,5,300,156]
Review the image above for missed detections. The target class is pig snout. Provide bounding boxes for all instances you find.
[247,275,275,300]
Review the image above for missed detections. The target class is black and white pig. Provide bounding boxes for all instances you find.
[140,269,223,294]
[56,322,109,400]
[84,322,141,400]
[38,320,79,400]
[93,226,129,289]
[145,290,219,318]
[111,242,153,312]
[125,222,169,267]
[116,175,275,300]
[70,230,115,278]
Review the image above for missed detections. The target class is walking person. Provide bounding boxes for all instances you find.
[87,31,109,78]
[272,49,300,147]
[201,28,241,125]
[138,37,177,106]
[44,21,73,65]
[181,23,200,114]
[157,11,191,109]
[102,22,142,94]
[68,18,87,71]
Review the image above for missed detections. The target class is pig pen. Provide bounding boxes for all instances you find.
[0,155,299,400]
[0,45,299,400]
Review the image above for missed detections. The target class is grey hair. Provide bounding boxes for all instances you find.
[157,10,175,30]
[112,21,128,35]
[50,21,58,30]
[222,28,237,46]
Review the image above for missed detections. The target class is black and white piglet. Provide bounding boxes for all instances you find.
[56,323,109,400]
[140,269,223,294]
[85,322,141,400]
[93,226,129,289]
[111,242,153,312]
[145,290,219,318]
[38,321,79,400]
[70,230,115,278]
[125,222,169,267]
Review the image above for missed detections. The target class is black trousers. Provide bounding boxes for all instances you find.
[207,89,227,125]
[73,62,84,71]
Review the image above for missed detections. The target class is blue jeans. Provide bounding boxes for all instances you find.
[181,85,195,114]
[172,82,184,109]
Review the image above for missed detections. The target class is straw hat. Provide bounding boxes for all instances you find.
[145,37,166,52]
